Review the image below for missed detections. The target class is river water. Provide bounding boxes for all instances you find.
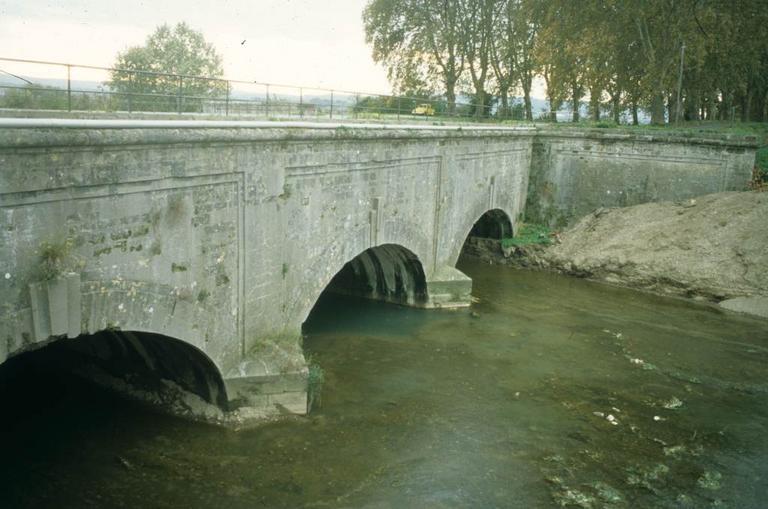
[1,260,767,508]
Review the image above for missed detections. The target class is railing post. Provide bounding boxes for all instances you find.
[330,90,334,119]
[177,76,183,114]
[225,80,230,116]
[397,96,401,121]
[127,72,133,113]
[66,64,72,112]
[265,84,270,118]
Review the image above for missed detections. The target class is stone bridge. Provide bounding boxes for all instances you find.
[0,119,756,423]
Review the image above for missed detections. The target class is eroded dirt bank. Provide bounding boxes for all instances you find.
[463,191,768,318]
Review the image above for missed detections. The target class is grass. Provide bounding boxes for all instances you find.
[501,223,552,249]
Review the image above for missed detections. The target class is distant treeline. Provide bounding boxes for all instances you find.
[364,0,768,124]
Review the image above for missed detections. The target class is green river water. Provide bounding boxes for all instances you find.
[1,260,767,508]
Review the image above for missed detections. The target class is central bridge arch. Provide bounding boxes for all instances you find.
[301,243,430,327]
[324,244,428,306]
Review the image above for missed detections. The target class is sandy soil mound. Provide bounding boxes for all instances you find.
[463,191,768,318]
[541,191,768,316]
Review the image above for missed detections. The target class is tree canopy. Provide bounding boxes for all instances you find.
[109,22,225,111]
[363,0,768,123]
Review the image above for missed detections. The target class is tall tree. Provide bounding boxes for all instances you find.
[110,22,224,111]
[364,0,465,113]
[512,0,540,120]
[460,0,496,117]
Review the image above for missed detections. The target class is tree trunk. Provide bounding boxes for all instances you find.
[708,92,719,120]
[523,90,533,121]
[499,86,509,118]
[571,80,581,122]
[719,90,730,121]
[749,88,763,122]
[684,91,700,121]
[667,93,675,124]
[650,93,665,125]
[589,86,601,121]
[446,79,457,115]
[611,91,621,124]
[547,91,559,122]
[475,89,487,118]
[521,76,533,121]
[741,88,752,122]
[762,89,768,122]
[631,101,639,125]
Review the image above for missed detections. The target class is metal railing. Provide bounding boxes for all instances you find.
[0,56,510,122]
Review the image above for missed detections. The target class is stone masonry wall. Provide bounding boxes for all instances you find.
[527,129,757,227]
[0,122,534,419]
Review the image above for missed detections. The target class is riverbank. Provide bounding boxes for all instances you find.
[463,191,768,318]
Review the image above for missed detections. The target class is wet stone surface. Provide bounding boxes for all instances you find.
[1,259,767,508]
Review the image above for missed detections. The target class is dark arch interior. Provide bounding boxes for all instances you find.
[303,244,428,329]
[325,244,428,305]
[468,209,513,240]
[459,209,514,260]
[0,330,228,413]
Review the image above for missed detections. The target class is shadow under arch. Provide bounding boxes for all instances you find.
[303,243,429,325]
[468,208,514,240]
[456,208,515,262]
[0,329,228,413]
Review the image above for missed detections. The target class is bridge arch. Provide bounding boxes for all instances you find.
[448,205,516,268]
[467,209,514,240]
[0,328,228,419]
[301,243,429,324]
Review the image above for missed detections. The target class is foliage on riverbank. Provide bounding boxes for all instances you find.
[501,224,552,248]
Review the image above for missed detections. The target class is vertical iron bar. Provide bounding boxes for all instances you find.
[397,96,401,121]
[299,87,303,119]
[225,80,230,116]
[355,94,359,119]
[128,72,133,113]
[177,76,183,114]
[330,90,334,119]
[66,64,72,112]
[265,84,270,118]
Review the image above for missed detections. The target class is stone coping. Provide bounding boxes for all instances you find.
[0,117,758,149]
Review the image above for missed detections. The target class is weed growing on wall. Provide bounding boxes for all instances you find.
[306,355,325,412]
[36,239,74,280]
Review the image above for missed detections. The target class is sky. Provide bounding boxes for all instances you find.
[0,0,393,94]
